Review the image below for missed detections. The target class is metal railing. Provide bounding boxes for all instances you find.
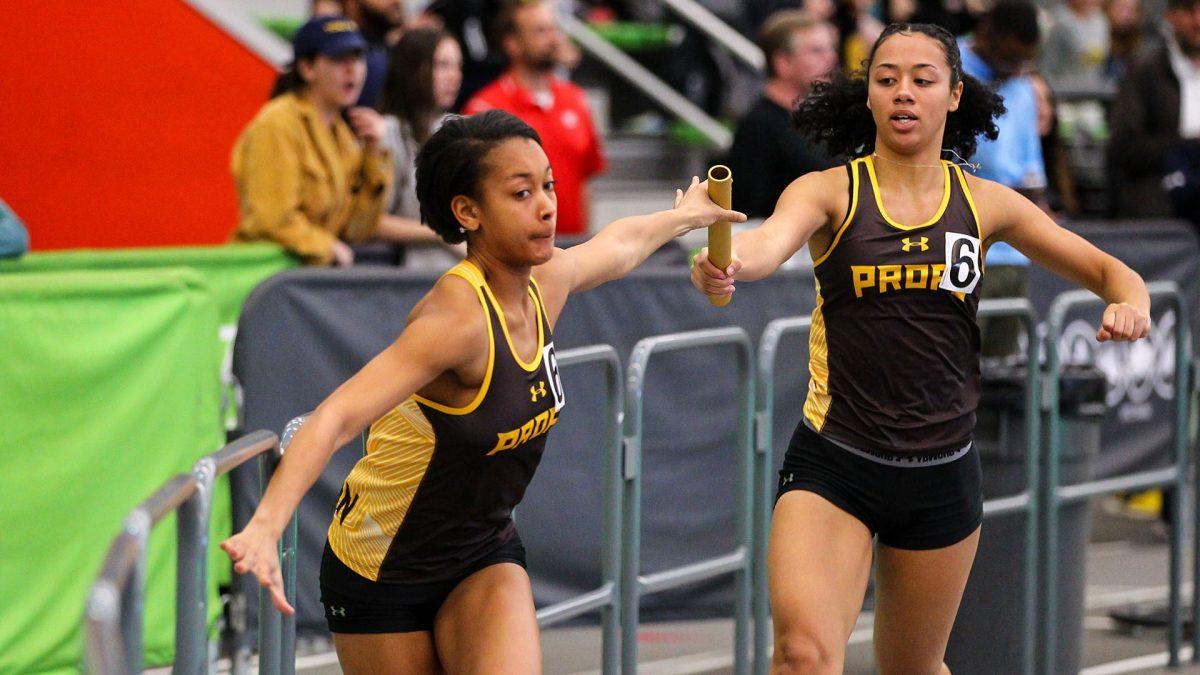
[756,299,1041,675]
[753,316,810,675]
[533,345,624,675]
[558,12,732,150]
[656,0,764,72]
[975,299,1043,675]
[1042,282,1191,672]
[621,327,755,674]
[85,431,294,674]
[1193,355,1200,664]
[85,289,1196,674]
[266,417,306,675]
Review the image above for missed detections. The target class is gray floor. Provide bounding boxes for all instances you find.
[278,504,1200,675]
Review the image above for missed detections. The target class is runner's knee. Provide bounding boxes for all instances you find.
[773,630,841,675]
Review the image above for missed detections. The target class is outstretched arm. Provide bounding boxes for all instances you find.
[532,177,745,323]
[691,169,838,297]
[553,177,745,292]
[982,180,1150,342]
[220,293,482,612]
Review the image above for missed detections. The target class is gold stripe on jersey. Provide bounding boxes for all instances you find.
[328,396,436,581]
[812,158,863,267]
[802,284,833,430]
[412,261,496,416]
[864,155,952,231]
[952,164,984,240]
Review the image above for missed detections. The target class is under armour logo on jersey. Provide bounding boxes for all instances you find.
[531,381,547,402]
[328,605,346,617]
[901,236,930,252]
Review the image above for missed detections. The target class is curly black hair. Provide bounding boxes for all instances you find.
[792,23,1005,160]
[414,110,543,245]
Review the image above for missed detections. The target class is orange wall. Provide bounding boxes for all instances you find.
[0,2,279,249]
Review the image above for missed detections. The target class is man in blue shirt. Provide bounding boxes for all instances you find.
[959,0,1046,199]
[958,0,1043,355]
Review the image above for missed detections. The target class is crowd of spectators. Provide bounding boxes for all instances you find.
[234,0,603,265]
[461,1,606,236]
[1108,0,1200,219]
[230,0,1198,266]
[727,0,1198,223]
[727,11,840,218]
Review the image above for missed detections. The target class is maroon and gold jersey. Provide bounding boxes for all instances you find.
[328,260,565,582]
[804,156,985,454]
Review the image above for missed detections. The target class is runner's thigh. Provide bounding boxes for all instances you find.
[873,528,980,675]
[333,630,442,675]
[770,490,875,673]
[434,562,541,674]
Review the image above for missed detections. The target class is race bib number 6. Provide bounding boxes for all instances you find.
[938,233,982,294]
[543,343,566,411]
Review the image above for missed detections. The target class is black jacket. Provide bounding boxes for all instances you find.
[1107,45,1182,217]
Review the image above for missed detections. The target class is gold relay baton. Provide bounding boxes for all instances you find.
[706,165,733,307]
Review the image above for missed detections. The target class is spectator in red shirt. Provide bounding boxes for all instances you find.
[462,0,606,236]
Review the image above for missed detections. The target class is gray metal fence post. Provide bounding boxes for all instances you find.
[257,451,283,675]
[621,366,644,675]
[278,416,307,675]
[1194,356,1200,663]
[176,458,214,675]
[87,433,280,675]
[531,346,624,675]
[280,516,298,675]
[620,327,755,674]
[975,299,1041,675]
[203,430,285,675]
[86,534,136,674]
[755,316,811,675]
[121,510,150,675]
[86,473,201,674]
[1043,281,1189,673]
[85,587,123,672]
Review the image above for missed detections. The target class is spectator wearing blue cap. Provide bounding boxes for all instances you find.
[232,16,393,265]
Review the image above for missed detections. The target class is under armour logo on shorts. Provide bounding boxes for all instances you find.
[328,605,347,617]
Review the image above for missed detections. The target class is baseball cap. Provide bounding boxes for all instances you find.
[293,16,368,59]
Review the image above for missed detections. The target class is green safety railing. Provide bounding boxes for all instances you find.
[1042,281,1191,672]
[534,345,624,675]
[85,431,297,674]
[1193,354,1200,664]
[621,327,756,674]
[84,287,1196,673]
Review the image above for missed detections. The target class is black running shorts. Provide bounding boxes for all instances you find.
[775,423,983,550]
[319,531,528,634]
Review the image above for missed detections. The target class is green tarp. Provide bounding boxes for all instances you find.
[0,269,225,672]
[0,242,297,603]
[0,243,298,428]
[0,243,296,327]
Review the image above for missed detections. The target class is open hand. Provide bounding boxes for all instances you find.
[220,524,294,615]
[674,176,746,232]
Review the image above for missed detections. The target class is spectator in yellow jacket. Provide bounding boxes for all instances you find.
[232,16,393,265]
